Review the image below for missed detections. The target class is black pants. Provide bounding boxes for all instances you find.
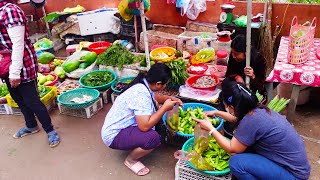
[5,79,54,133]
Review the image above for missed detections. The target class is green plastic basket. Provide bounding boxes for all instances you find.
[182,137,231,176]
[57,88,100,109]
[79,70,117,91]
[111,76,135,94]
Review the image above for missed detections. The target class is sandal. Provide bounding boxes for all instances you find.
[124,160,150,176]
[48,131,60,148]
[13,127,40,139]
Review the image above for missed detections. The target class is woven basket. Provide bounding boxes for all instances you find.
[287,16,317,64]
[57,88,100,109]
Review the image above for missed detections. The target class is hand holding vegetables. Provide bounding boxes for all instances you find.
[193,114,216,132]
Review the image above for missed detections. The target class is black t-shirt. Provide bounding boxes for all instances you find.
[226,49,267,94]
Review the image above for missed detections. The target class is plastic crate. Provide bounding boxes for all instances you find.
[100,89,109,104]
[111,92,119,104]
[0,104,12,115]
[10,100,57,116]
[175,160,232,180]
[6,86,57,108]
[57,98,103,119]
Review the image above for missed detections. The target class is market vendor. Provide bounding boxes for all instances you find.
[226,34,267,95]
[194,78,310,180]
[101,63,182,176]
[0,0,60,147]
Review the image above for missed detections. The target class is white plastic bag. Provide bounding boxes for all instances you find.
[186,0,206,20]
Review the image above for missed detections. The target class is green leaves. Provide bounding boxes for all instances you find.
[166,58,189,86]
[82,71,113,87]
[0,85,9,98]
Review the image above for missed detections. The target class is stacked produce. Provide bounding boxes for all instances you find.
[267,95,290,113]
[57,81,81,95]
[37,73,56,86]
[97,44,144,69]
[255,92,290,113]
[166,58,189,86]
[171,107,220,134]
[114,79,132,92]
[190,137,230,171]
[0,85,9,98]
[49,59,64,70]
[62,51,97,72]
[81,71,114,87]
[38,86,52,98]
[38,52,56,73]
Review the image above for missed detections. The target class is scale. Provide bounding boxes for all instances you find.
[220,3,235,24]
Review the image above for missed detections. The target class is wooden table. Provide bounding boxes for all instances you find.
[266,36,320,122]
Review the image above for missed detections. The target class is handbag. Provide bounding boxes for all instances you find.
[0,3,13,78]
[0,50,11,78]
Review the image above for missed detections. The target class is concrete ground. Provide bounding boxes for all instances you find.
[0,89,319,180]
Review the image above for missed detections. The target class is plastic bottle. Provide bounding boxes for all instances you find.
[215,50,229,66]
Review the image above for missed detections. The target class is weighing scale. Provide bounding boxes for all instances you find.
[220,3,235,24]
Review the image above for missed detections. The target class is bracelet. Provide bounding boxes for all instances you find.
[209,128,215,135]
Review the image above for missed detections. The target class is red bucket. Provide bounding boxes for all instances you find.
[88,42,112,55]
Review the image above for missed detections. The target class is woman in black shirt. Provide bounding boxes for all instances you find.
[226,34,267,95]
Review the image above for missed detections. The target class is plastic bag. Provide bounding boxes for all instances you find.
[234,15,247,27]
[166,106,180,132]
[186,0,206,20]
[174,124,214,171]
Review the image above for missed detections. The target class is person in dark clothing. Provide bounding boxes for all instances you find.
[226,34,267,95]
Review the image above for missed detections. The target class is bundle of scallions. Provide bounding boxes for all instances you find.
[255,92,290,113]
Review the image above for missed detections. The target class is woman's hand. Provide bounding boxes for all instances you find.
[244,66,255,79]
[162,99,178,112]
[205,110,218,117]
[170,96,183,106]
[193,114,215,132]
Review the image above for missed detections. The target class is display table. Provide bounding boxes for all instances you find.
[266,36,320,122]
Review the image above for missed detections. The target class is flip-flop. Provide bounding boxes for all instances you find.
[13,127,40,139]
[48,131,60,148]
[124,160,150,176]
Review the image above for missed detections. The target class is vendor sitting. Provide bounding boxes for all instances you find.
[195,78,311,180]
[101,63,182,176]
[226,34,267,95]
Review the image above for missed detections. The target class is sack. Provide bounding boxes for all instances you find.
[0,51,11,78]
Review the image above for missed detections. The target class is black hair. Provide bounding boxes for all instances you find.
[231,34,246,53]
[121,63,171,93]
[220,78,269,127]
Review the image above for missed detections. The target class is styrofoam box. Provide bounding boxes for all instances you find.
[77,8,120,36]
[10,100,57,116]
[58,98,103,119]
[175,160,232,180]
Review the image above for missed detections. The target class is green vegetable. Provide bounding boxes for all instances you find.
[81,71,113,87]
[174,50,183,57]
[38,52,55,64]
[166,58,189,87]
[267,95,290,113]
[97,44,139,70]
[176,107,220,135]
[255,91,264,103]
[81,52,97,65]
[79,62,90,69]
[62,60,81,73]
[54,66,65,79]
[37,86,51,98]
[0,85,9,98]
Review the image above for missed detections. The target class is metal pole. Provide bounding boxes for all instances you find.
[42,6,52,39]
[246,0,252,87]
[134,15,139,52]
[139,1,151,70]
